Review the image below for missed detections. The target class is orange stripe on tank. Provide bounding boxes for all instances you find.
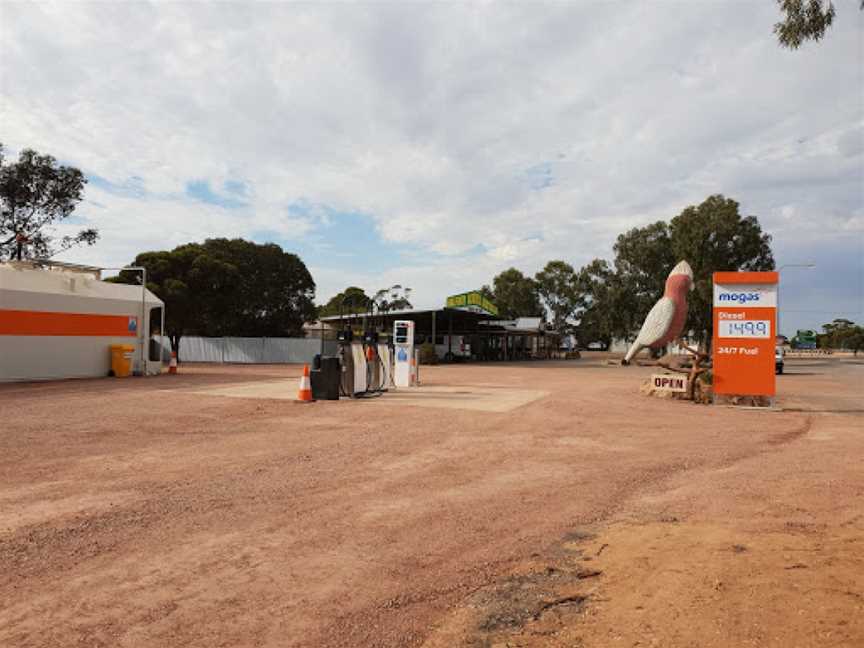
[0,309,138,337]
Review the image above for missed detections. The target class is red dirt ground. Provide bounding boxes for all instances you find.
[1,356,862,647]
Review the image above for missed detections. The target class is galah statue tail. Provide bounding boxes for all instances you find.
[622,260,694,365]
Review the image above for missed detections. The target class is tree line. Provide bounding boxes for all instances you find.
[317,285,413,318]
[477,195,774,348]
[816,319,864,354]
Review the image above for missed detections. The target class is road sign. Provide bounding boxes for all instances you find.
[712,271,778,397]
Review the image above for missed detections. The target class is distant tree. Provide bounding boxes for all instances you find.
[612,221,676,335]
[478,285,495,302]
[574,259,639,349]
[819,318,864,353]
[535,260,580,333]
[371,285,412,313]
[115,239,315,357]
[585,195,773,347]
[199,238,316,336]
[573,260,613,349]
[489,268,543,320]
[669,195,774,344]
[318,287,371,318]
[0,144,97,261]
[849,328,864,355]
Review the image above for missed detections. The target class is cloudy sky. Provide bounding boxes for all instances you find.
[2,1,862,335]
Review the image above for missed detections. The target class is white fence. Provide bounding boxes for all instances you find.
[172,337,338,364]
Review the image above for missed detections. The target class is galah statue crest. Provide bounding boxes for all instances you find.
[622,260,694,365]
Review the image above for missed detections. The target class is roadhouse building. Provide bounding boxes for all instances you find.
[319,291,557,362]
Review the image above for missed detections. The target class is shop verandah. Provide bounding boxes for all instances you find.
[318,309,559,362]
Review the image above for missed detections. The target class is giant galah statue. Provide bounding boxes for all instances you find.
[622,260,694,365]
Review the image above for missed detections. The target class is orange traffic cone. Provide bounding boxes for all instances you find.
[168,351,178,375]
[297,364,314,402]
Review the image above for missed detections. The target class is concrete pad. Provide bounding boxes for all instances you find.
[367,385,548,413]
[184,380,547,413]
[185,379,299,400]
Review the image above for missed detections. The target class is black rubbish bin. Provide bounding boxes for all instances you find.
[311,355,340,400]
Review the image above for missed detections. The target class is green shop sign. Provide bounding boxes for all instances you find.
[445,291,499,317]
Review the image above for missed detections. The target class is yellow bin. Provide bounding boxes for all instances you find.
[110,344,135,378]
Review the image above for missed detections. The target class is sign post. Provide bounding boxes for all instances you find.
[712,271,778,404]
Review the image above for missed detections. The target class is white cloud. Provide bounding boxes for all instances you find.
[2,1,861,329]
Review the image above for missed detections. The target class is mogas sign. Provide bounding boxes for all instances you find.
[714,284,777,307]
[712,272,778,398]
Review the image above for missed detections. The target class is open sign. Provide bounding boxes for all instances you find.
[651,374,687,392]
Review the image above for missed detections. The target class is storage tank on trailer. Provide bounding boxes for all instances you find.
[0,262,164,382]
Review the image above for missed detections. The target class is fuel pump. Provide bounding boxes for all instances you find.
[363,329,381,391]
[333,289,407,397]
[377,331,393,390]
[336,327,355,396]
[349,334,367,394]
[393,320,415,387]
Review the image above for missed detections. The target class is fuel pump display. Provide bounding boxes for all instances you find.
[393,320,415,388]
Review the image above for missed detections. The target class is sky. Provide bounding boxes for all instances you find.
[1,1,862,337]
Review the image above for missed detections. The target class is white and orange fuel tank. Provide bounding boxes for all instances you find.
[0,262,164,381]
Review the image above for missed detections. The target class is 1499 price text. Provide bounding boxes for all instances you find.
[718,320,771,339]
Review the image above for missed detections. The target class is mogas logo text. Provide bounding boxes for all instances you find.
[713,283,777,308]
[718,292,761,304]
